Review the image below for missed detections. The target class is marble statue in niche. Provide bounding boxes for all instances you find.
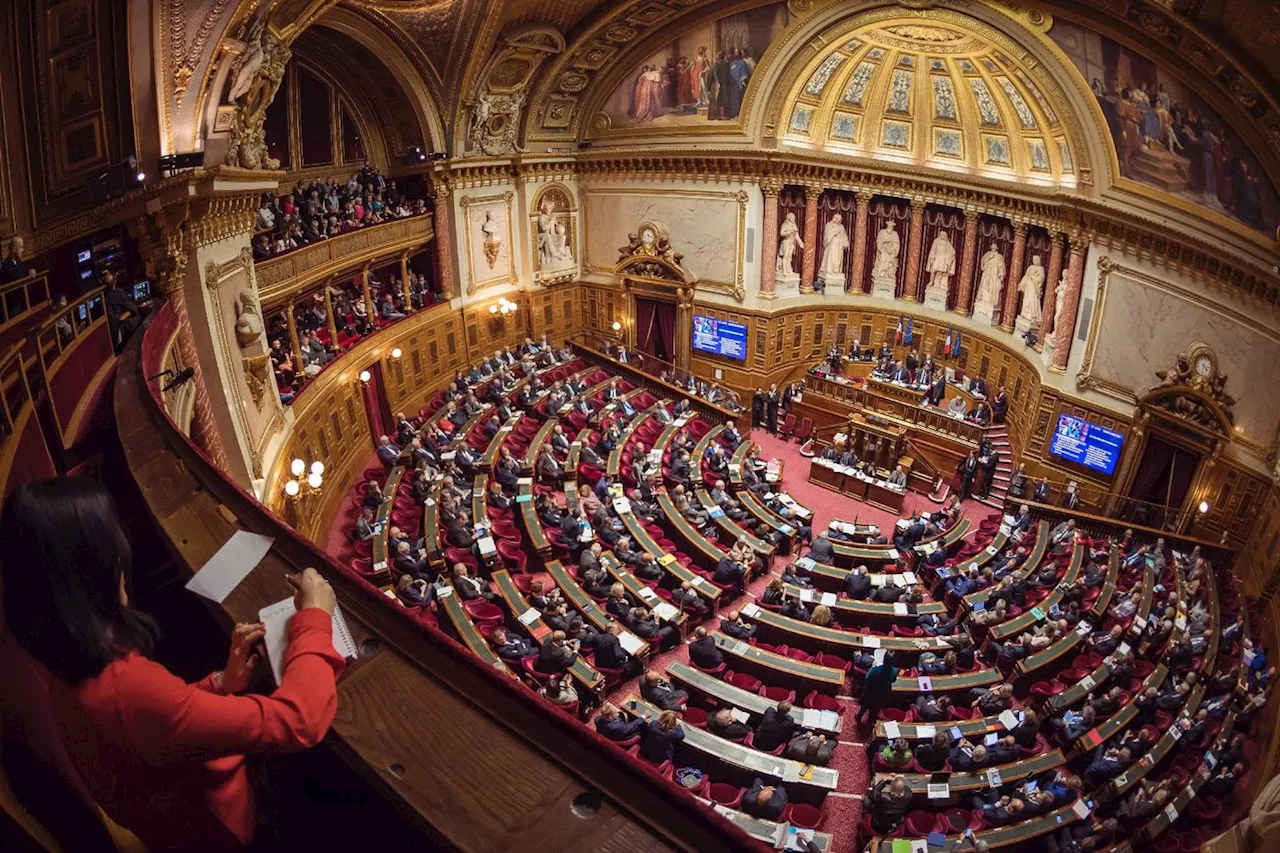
[536,194,574,273]
[973,243,1005,324]
[481,211,504,269]
[923,230,955,310]
[1043,268,1069,363]
[1015,254,1046,334]
[870,220,900,299]
[817,213,849,289]
[776,212,803,285]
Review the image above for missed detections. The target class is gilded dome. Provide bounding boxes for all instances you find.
[779,21,1080,187]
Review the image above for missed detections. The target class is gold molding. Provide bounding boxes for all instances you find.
[459,190,517,295]
[580,184,748,301]
[1077,255,1280,460]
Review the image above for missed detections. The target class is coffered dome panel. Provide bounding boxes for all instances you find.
[779,19,1080,188]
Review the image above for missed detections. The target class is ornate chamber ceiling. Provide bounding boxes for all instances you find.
[779,21,1080,187]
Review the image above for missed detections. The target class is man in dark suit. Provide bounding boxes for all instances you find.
[754,701,799,752]
[687,627,724,670]
[742,778,788,821]
[846,565,872,600]
[537,630,578,674]
[786,733,835,765]
[1033,478,1052,503]
[808,532,835,563]
[707,709,752,741]
[957,452,979,500]
[640,670,688,710]
[991,386,1008,422]
[720,610,757,640]
[595,702,646,741]
[582,621,633,673]
[711,554,746,589]
[490,627,536,663]
[765,384,781,434]
[446,513,476,550]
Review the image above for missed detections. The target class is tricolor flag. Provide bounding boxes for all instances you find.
[904,318,914,345]
[951,330,962,357]
[895,316,904,343]
[944,328,953,354]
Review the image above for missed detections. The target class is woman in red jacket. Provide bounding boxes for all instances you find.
[0,478,345,851]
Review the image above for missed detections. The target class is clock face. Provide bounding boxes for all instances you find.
[640,228,656,246]
[1195,355,1213,377]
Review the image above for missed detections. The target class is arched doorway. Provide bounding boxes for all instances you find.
[613,222,698,372]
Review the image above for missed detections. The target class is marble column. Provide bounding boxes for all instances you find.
[286,302,303,366]
[400,252,413,310]
[1051,237,1088,371]
[322,284,339,350]
[1001,221,1027,330]
[955,209,979,314]
[1037,234,1065,353]
[849,190,871,293]
[759,179,781,299]
[360,266,376,319]
[165,286,231,473]
[430,181,457,299]
[800,184,821,293]
[902,199,926,302]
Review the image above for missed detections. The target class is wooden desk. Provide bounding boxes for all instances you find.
[544,560,651,667]
[703,801,834,852]
[623,697,840,800]
[711,632,845,694]
[869,804,1079,852]
[667,662,842,736]
[522,418,558,473]
[889,666,1001,698]
[986,544,1084,643]
[491,569,603,692]
[1014,549,1119,681]
[745,600,942,660]
[368,466,405,585]
[437,585,514,675]
[695,488,773,558]
[615,509,723,607]
[479,413,522,470]
[600,553,688,638]
[606,410,653,479]
[872,711,1006,744]
[781,582,947,627]
[517,480,550,557]
[830,517,971,568]
[956,523,1049,611]
[875,747,1065,798]
[419,480,445,566]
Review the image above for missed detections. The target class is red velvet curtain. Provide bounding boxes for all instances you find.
[1127,436,1175,506]
[362,361,392,441]
[635,297,677,363]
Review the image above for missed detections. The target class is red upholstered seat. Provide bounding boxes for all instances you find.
[464,599,504,627]
[725,671,762,693]
[707,783,743,808]
[681,706,708,728]
[759,686,796,704]
[445,547,480,575]
[880,708,908,723]
[803,690,840,712]
[496,538,528,572]
[903,810,940,836]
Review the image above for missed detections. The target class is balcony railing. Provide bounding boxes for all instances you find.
[255,213,433,308]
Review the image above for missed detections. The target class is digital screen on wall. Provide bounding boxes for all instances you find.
[691,315,747,360]
[1049,414,1125,476]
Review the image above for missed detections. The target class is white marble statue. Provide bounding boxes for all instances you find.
[1016,254,1046,326]
[777,212,803,277]
[925,231,956,290]
[480,210,504,269]
[233,291,263,351]
[537,197,573,270]
[975,243,1006,305]
[819,214,849,279]
[871,221,900,281]
[1051,268,1068,330]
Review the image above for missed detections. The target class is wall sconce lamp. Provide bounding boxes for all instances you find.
[612,321,622,332]
[285,459,325,500]
[489,296,518,316]
[1198,500,1210,514]
[358,369,372,383]
[391,347,402,360]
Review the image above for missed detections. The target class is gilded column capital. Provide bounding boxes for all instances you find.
[910,197,927,212]
[803,181,825,197]
[1011,219,1028,236]
[855,188,873,204]
[760,177,784,197]
[1069,231,1091,253]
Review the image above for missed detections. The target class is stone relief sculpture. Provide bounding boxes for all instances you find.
[817,213,849,288]
[870,221,900,298]
[480,211,503,269]
[1015,254,1046,331]
[973,243,1005,322]
[468,92,527,156]
[536,195,574,270]
[232,290,270,408]
[776,212,803,279]
[223,14,290,170]
[233,291,264,350]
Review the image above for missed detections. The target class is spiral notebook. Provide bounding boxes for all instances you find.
[258,597,359,685]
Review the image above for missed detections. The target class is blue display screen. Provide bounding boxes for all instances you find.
[692,315,747,360]
[1049,414,1124,476]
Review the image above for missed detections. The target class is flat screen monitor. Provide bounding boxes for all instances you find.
[691,315,747,360]
[1049,414,1124,476]
[76,249,92,264]
[133,280,151,300]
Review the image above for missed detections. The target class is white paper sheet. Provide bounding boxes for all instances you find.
[186,530,274,603]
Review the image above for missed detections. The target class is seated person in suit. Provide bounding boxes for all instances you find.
[711,554,746,590]
[536,630,578,675]
[605,583,635,622]
[489,627,535,663]
[595,702,647,741]
[640,671,688,711]
[868,776,912,834]
[787,732,835,766]
[628,606,678,650]
[753,701,798,752]
[808,532,835,563]
[687,627,724,670]
[719,610,757,640]
[376,435,402,465]
[639,710,684,764]
[632,551,662,582]
[707,708,751,741]
[393,541,430,578]
[948,740,989,772]
[914,694,953,722]
[581,621,634,673]
[353,506,376,540]
[451,563,495,602]
[741,778,788,822]
[914,731,951,772]
[670,581,710,618]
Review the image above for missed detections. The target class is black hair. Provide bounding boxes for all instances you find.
[1,478,159,683]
